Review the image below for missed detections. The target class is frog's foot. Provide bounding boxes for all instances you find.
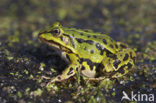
[86,76,106,84]
[49,75,65,83]
[46,65,78,86]
[41,76,51,80]
[46,76,60,86]
[46,74,75,86]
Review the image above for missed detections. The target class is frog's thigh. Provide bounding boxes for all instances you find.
[101,48,135,78]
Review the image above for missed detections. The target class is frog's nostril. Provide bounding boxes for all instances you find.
[38,33,41,36]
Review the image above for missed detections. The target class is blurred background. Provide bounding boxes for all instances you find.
[0,0,156,103]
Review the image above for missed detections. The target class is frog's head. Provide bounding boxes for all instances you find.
[38,22,76,53]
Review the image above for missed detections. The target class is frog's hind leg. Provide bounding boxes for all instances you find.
[101,44,136,79]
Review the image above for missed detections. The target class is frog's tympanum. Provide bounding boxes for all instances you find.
[38,22,136,83]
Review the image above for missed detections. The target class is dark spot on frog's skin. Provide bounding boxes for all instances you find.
[86,40,94,45]
[108,59,111,62]
[84,30,90,32]
[62,33,70,37]
[117,67,125,74]
[90,50,94,54]
[67,67,74,75]
[80,33,84,36]
[96,43,104,55]
[93,35,97,38]
[120,44,127,48]
[72,34,75,37]
[96,43,102,50]
[58,76,61,80]
[130,52,133,59]
[114,55,118,59]
[104,49,114,58]
[81,66,85,70]
[83,59,93,70]
[76,38,85,43]
[100,50,104,55]
[110,44,114,48]
[103,39,107,44]
[110,38,114,42]
[113,60,121,69]
[79,58,84,64]
[79,58,99,71]
[76,67,79,71]
[127,63,132,68]
[88,35,91,38]
[115,44,118,49]
[76,38,94,45]
[86,59,99,71]
[123,53,129,61]
[84,47,87,50]
[75,54,79,58]
[78,58,82,64]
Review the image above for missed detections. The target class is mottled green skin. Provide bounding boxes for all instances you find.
[38,22,136,82]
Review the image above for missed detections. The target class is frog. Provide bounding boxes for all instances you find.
[38,22,136,83]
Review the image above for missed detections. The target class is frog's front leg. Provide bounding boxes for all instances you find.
[49,53,80,83]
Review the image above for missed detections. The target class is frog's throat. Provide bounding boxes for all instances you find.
[39,37,73,53]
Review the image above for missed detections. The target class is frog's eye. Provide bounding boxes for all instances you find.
[52,29,61,37]
[53,29,60,34]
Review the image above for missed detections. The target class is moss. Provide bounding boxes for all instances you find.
[17,91,22,98]
[39,62,46,71]
[7,56,14,60]
[33,88,43,96]
[99,78,114,91]
[24,70,29,75]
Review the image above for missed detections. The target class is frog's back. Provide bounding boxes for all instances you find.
[63,28,118,62]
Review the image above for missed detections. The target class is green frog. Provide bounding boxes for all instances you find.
[38,22,136,83]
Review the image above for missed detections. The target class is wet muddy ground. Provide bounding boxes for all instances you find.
[0,0,156,103]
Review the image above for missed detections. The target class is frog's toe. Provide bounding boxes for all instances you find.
[48,73,72,84]
[46,76,62,86]
[50,76,63,83]
[86,76,106,84]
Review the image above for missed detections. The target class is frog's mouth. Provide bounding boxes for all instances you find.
[39,37,72,53]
